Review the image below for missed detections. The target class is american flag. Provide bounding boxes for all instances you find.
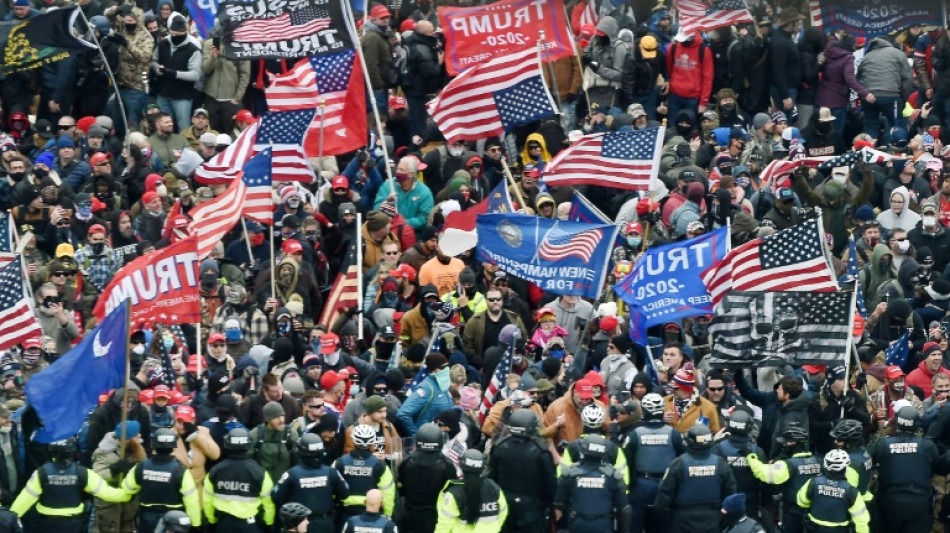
[231,6,331,43]
[241,147,276,225]
[578,0,599,29]
[479,341,513,423]
[758,159,802,186]
[815,147,900,171]
[702,219,838,305]
[538,223,603,262]
[0,212,15,269]
[0,259,42,350]
[846,235,867,318]
[808,0,823,29]
[427,47,558,143]
[187,177,247,259]
[708,291,851,366]
[161,199,191,245]
[318,241,359,328]
[159,348,178,389]
[885,330,910,367]
[542,128,665,190]
[255,108,317,181]
[674,0,753,34]
[195,121,259,184]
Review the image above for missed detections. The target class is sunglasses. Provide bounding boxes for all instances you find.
[486,297,502,302]
[94,162,111,167]
[53,270,75,276]
[58,125,74,130]
[307,403,325,409]
[707,386,725,392]
[468,164,482,169]
[373,386,388,393]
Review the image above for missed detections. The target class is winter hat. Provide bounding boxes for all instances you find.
[541,357,562,379]
[338,202,357,216]
[200,257,219,274]
[632,371,653,392]
[460,386,481,410]
[519,373,538,391]
[425,353,449,372]
[610,334,632,354]
[823,180,844,200]
[380,276,399,294]
[458,267,476,285]
[686,182,705,204]
[366,210,391,232]
[263,401,285,421]
[926,278,950,300]
[301,353,322,368]
[672,366,695,393]
[364,395,387,414]
[272,337,294,363]
[923,341,943,359]
[34,151,55,168]
[853,204,875,222]
[114,420,141,439]
[825,365,846,383]
[752,113,772,131]
[56,135,74,149]
[434,407,462,434]
[722,493,746,514]
[168,13,187,32]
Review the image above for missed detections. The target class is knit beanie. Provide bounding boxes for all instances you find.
[686,182,705,204]
[672,366,695,393]
[366,210,391,232]
[263,401,285,421]
[364,395,387,414]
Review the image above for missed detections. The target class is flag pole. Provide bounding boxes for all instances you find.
[196,321,203,390]
[77,8,130,148]
[269,221,276,301]
[842,287,858,418]
[318,100,326,182]
[118,298,132,459]
[561,6,591,114]
[538,31,561,109]
[500,159,528,212]
[356,211,363,342]
[241,218,254,266]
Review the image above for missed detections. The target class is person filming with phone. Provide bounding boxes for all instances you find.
[34,282,79,356]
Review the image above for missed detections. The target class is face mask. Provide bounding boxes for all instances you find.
[156,184,168,197]
[311,339,321,354]
[375,342,395,359]
[464,286,477,297]
[449,147,464,157]
[381,292,399,308]
[170,34,187,45]
[287,199,300,209]
[832,173,847,184]
[250,233,265,246]
[692,323,709,338]
[132,345,145,356]
[736,177,750,188]
[627,237,642,247]
[924,216,937,228]
[512,355,523,365]
[434,367,451,390]
[9,172,24,182]
[162,337,174,350]
[33,168,48,179]
[548,348,565,359]
[721,103,736,113]
[96,191,112,201]
[149,209,164,217]
[879,259,892,273]
[125,23,137,33]
[21,352,41,366]
[76,205,92,220]
[200,272,217,288]
[897,240,910,254]
[395,172,410,183]
[225,329,242,342]
[91,242,105,255]
[676,124,692,137]
[341,335,357,351]
[277,321,292,335]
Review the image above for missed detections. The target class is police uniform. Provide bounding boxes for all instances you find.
[712,436,766,518]
[435,477,508,533]
[623,421,684,533]
[334,451,395,518]
[202,457,275,533]
[559,432,630,487]
[655,449,736,533]
[397,445,457,532]
[843,447,873,502]
[122,455,201,533]
[747,452,821,533]
[11,460,128,533]
[272,460,350,532]
[870,432,943,533]
[796,475,869,533]
[555,458,629,533]
[488,433,557,533]
[342,510,398,532]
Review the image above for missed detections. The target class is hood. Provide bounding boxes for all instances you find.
[674,108,697,129]
[800,27,826,53]
[825,42,854,59]
[535,192,556,215]
[595,16,619,39]
[867,36,893,53]
[110,209,138,247]
[521,132,552,164]
[890,186,911,209]
[897,257,921,296]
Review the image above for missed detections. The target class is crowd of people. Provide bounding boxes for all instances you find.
[4,0,950,531]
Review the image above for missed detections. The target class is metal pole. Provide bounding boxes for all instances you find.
[241,218,254,265]
[78,8,130,148]
[539,31,561,108]
[356,211,363,341]
[118,299,132,459]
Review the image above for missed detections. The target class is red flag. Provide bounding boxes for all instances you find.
[187,177,247,259]
[297,50,367,157]
[92,236,201,326]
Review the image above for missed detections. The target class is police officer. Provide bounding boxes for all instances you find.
[488,409,556,533]
[554,434,630,533]
[870,406,950,533]
[342,489,398,532]
[122,428,201,533]
[202,428,275,533]
[796,449,870,533]
[623,392,685,533]
[157,509,192,533]
[436,449,508,533]
[334,424,395,519]
[272,434,349,532]
[746,423,821,533]
[279,502,311,533]
[829,419,873,503]
[559,404,629,487]
[655,424,736,533]
[10,437,128,533]
[396,422,456,533]
[721,493,765,533]
[711,410,765,521]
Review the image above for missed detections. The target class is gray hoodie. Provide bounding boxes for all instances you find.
[857,37,914,99]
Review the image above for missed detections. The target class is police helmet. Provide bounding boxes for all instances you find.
[49,437,77,455]
[685,424,714,451]
[727,410,752,436]
[508,409,539,438]
[161,510,191,533]
[777,423,808,445]
[152,428,177,453]
[459,449,486,475]
[830,419,863,443]
[279,502,311,529]
[823,449,851,473]
[352,424,377,449]
[641,393,665,418]
[415,423,443,452]
[580,404,606,429]
[295,433,325,459]
[579,434,610,460]
[894,406,920,432]
[223,428,252,452]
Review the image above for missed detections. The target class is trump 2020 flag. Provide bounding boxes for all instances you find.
[708,291,850,367]
[542,128,665,191]
[885,330,910,367]
[427,47,558,143]
[26,300,129,442]
[616,226,730,342]
[476,214,618,299]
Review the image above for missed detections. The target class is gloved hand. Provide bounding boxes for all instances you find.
[109,33,129,48]
[109,458,133,477]
[589,61,600,73]
[163,68,177,78]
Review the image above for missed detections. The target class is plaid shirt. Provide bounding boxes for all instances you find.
[212,302,271,346]
[74,245,118,292]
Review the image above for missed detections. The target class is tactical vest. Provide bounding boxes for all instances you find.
[400,452,454,507]
[337,454,383,498]
[156,40,200,100]
[137,458,186,508]
[346,512,391,532]
[714,438,759,495]
[806,476,854,525]
[635,425,677,475]
[847,449,873,494]
[878,435,932,489]
[563,464,615,520]
[38,462,85,511]
[675,454,722,505]
[209,458,264,502]
[447,479,504,524]
[782,455,821,504]
[288,465,335,515]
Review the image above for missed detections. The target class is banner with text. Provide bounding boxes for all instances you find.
[93,236,201,326]
[438,0,574,76]
[615,227,730,343]
[816,0,945,38]
[476,214,618,299]
[220,0,354,60]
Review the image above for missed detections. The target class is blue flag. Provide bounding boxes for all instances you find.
[615,227,730,342]
[485,180,515,213]
[26,300,130,443]
[477,214,618,299]
[568,190,612,224]
[847,236,867,318]
[885,331,910,368]
[185,0,217,38]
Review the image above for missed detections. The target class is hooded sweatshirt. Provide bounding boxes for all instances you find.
[877,186,921,231]
[666,31,714,105]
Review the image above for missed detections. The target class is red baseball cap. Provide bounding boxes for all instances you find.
[320,332,340,354]
[332,175,349,189]
[282,239,303,255]
[320,370,343,390]
[885,365,905,380]
[388,96,408,110]
[801,365,827,375]
[153,385,172,400]
[235,109,255,125]
[369,4,391,18]
[88,224,107,235]
[208,332,226,345]
[175,405,196,423]
[600,315,619,332]
[186,354,203,373]
[22,337,42,349]
[575,380,594,400]
[625,221,643,235]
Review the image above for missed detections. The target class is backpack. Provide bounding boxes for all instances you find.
[394,41,412,87]
[253,423,295,459]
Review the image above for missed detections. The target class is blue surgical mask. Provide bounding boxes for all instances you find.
[162,337,174,350]
[548,349,565,359]
[434,367,451,390]
[311,339,321,354]
[277,321,292,335]
[225,329,242,342]
[627,237,642,247]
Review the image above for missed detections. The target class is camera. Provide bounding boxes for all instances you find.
[42,295,61,308]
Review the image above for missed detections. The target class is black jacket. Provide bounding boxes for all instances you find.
[769,28,803,99]
[401,32,446,98]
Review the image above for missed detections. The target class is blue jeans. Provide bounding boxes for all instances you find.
[559,100,575,131]
[406,95,430,138]
[118,87,148,133]
[667,94,699,124]
[634,88,660,121]
[770,87,798,122]
[157,96,192,133]
[863,96,898,142]
[830,107,847,137]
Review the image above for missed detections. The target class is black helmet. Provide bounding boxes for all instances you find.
[459,449,485,475]
[777,423,808,445]
[295,433,325,459]
[49,437,77,456]
[223,428,252,452]
[508,409,539,437]
[279,502,311,529]
[830,419,863,443]
[161,510,191,533]
[578,434,609,460]
[685,424,713,451]
[152,428,177,453]
[894,406,920,432]
[727,410,752,436]
[416,423,443,452]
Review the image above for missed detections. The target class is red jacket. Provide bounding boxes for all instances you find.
[666,33,714,106]
[905,360,950,399]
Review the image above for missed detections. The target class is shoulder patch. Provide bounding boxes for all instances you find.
[277,471,289,484]
[416,388,427,397]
